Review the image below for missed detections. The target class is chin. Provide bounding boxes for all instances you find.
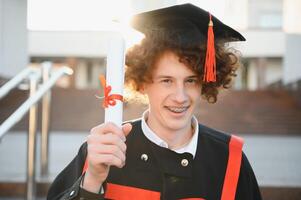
[165,118,191,131]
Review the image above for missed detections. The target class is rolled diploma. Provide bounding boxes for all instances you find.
[105,33,125,127]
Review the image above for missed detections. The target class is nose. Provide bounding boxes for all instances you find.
[172,84,188,104]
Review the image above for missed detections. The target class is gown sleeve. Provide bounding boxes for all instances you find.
[47,142,105,200]
[235,152,262,200]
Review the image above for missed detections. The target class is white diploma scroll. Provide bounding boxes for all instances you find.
[105,33,125,127]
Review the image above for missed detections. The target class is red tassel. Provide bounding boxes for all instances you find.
[203,13,216,83]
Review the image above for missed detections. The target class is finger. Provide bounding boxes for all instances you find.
[122,123,132,137]
[91,122,126,141]
[89,144,126,163]
[91,154,124,168]
[88,133,127,152]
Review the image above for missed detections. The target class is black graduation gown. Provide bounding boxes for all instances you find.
[47,119,262,200]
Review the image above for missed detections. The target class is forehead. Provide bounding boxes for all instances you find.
[152,51,197,77]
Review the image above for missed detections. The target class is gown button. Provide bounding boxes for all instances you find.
[141,154,148,161]
[69,190,75,196]
[181,159,189,167]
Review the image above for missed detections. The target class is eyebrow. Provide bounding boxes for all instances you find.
[154,75,199,79]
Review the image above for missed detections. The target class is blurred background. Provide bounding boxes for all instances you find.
[0,0,300,199]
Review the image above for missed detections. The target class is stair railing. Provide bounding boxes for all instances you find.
[0,63,73,200]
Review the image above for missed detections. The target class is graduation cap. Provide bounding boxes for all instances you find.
[130,3,245,83]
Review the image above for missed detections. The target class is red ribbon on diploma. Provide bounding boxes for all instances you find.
[99,74,123,108]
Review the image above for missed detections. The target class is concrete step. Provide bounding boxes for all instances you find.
[260,186,301,200]
[0,182,300,200]
[0,182,48,197]
[0,198,45,200]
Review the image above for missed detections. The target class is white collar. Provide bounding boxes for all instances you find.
[141,110,199,158]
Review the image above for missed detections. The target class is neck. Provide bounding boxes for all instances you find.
[146,117,193,150]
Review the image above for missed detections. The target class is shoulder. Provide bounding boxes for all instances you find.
[196,123,244,158]
[198,123,232,146]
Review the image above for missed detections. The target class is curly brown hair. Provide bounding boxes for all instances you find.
[125,30,241,103]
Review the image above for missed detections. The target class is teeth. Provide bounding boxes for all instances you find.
[166,106,188,113]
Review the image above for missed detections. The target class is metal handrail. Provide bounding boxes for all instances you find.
[41,62,52,176]
[0,65,73,200]
[0,67,39,99]
[0,66,72,139]
[27,72,39,200]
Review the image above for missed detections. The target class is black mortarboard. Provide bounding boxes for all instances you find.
[130,3,245,83]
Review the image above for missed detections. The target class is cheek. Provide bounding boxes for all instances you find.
[152,93,169,103]
[147,85,171,99]
[149,94,172,110]
[187,87,201,100]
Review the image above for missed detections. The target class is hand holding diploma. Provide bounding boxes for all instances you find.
[83,122,132,193]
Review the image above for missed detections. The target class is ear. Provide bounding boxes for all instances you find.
[139,84,146,94]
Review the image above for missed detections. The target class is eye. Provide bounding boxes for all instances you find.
[161,79,172,84]
[185,78,198,84]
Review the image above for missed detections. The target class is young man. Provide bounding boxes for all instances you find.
[47,4,262,200]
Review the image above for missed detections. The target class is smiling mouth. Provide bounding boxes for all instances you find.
[165,106,189,113]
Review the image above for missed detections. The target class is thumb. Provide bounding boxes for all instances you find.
[122,123,132,137]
